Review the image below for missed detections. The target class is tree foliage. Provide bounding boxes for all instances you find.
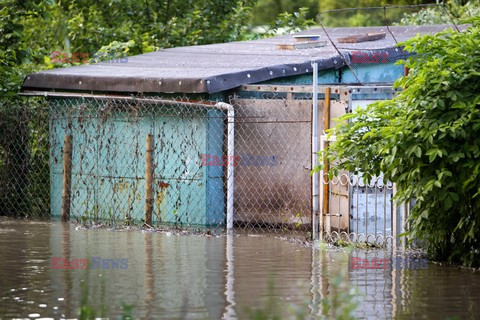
[317,0,431,27]
[249,0,318,25]
[321,18,480,267]
[397,0,480,25]
[1,0,259,97]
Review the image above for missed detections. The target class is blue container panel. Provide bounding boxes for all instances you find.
[206,177,225,226]
[50,105,99,219]
[50,173,63,216]
[97,117,152,179]
[206,109,225,226]
[151,178,208,226]
[71,172,99,219]
[49,102,226,227]
[341,62,404,84]
[154,115,206,180]
[96,177,145,221]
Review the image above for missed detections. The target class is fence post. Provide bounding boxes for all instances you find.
[322,87,331,235]
[312,62,319,240]
[392,183,398,248]
[145,134,154,226]
[61,135,73,222]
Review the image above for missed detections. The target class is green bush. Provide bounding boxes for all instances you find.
[320,18,480,267]
[0,98,50,218]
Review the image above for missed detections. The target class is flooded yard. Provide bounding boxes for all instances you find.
[1,219,479,319]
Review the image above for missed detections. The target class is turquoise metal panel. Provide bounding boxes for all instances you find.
[97,177,145,222]
[50,173,63,216]
[49,99,99,219]
[257,69,337,85]
[341,62,403,84]
[96,116,151,221]
[49,99,226,227]
[70,115,99,221]
[97,117,151,178]
[206,109,226,226]
[152,108,210,226]
[152,178,207,226]
[154,110,205,180]
[71,172,98,220]
[178,179,207,225]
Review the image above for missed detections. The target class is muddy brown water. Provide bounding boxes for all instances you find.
[0,219,479,319]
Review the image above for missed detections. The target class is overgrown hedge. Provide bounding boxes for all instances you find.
[322,18,480,267]
[0,98,50,218]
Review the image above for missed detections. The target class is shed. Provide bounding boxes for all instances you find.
[22,25,455,231]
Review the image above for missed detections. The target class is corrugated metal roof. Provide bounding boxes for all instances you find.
[22,25,460,94]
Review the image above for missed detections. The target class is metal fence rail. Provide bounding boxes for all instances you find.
[320,172,395,246]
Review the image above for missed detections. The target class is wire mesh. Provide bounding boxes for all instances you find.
[0,94,312,237]
[46,96,230,229]
[231,92,313,235]
[0,98,50,219]
[0,90,410,242]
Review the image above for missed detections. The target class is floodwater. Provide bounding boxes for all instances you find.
[1,219,479,319]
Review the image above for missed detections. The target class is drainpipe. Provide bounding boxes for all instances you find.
[312,62,319,240]
[217,102,235,230]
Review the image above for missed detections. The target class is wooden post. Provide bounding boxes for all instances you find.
[145,134,154,226]
[61,135,73,222]
[322,88,331,221]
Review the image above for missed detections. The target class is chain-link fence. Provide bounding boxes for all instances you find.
[1,89,412,244]
[0,98,50,219]
[0,95,314,235]
[232,93,313,234]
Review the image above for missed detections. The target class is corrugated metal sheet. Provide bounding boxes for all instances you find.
[22,25,460,94]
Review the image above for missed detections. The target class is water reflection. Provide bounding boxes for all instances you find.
[0,219,479,319]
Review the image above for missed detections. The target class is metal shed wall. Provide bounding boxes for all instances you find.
[49,98,225,226]
[231,97,323,229]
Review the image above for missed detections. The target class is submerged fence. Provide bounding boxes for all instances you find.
[0,89,407,245]
[0,98,50,219]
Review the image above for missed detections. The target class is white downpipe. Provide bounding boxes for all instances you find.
[312,62,319,241]
[217,102,235,230]
[222,231,236,319]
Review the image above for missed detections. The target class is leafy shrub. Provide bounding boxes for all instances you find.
[321,18,480,267]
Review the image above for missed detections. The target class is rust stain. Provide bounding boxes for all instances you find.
[155,181,170,222]
[158,181,170,189]
[113,180,130,192]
